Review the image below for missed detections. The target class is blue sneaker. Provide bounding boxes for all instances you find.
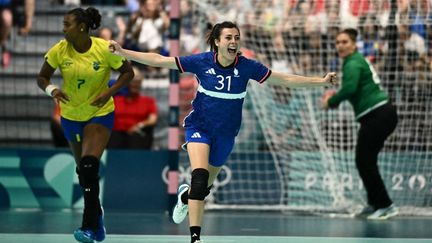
[172,184,189,224]
[74,207,105,242]
[74,228,95,243]
[94,207,106,241]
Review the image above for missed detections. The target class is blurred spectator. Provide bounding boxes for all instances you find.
[0,0,34,68]
[0,0,13,68]
[125,0,140,13]
[179,0,199,54]
[107,66,158,149]
[123,0,169,54]
[98,26,114,41]
[16,0,34,35]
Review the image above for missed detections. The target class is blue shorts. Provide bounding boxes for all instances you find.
[182,128,235,167]
[61,112,114,143]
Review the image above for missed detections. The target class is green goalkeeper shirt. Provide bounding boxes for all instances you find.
[328,51,388,120]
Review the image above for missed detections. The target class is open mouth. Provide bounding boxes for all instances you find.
[228,47,237,54]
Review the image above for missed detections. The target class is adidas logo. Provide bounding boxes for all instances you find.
[191,132,201,138]
[192,233,198,237]
[205,68,216,75]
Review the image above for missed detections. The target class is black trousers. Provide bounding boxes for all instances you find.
[356,102,398,209]
[107,127,154,150]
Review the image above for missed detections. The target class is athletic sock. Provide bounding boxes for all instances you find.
[190,226,201,243]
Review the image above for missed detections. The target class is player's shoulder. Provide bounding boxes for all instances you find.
[186,51,213,60]
[237,54,264,68]
[50,39,69,52]
[91,36,110,49]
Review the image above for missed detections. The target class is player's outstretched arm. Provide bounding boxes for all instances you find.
[109,40,178,70]
[267,71,337,88]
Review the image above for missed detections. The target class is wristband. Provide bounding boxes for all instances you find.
[45,84,58,97]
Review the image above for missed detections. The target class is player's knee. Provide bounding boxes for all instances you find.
[78,155,100,187]
[188,168,210,201]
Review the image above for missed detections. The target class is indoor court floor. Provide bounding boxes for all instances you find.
[0,209,431,243]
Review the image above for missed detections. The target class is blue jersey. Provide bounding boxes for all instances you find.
[176,52,271,136]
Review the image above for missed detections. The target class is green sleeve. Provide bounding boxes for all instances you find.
[328,61,361,108]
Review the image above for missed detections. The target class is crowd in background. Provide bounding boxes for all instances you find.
[1,0,431,150]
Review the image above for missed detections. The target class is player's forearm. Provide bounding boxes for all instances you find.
[118,49,175,69]
[108,70,134,97]
[37,76,51,91]
[268,72,329,88]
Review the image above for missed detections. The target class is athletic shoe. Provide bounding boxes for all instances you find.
[172,183,189,224]
[193,240,203,243]
[74,228,95,243]
[367,204,398,220]
[94,207,106,241]
[355,205,375,218]
[74,207,105,242]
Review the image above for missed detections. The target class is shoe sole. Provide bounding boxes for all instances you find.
[74,230,95,243]
[367,211,398,220]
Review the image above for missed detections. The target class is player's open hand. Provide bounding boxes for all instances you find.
[323,72,337,86]
[109,40,122,55]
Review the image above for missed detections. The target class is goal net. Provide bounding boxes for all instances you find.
[179,0,432,215]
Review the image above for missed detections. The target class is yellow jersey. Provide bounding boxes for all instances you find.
[45,37,125,121]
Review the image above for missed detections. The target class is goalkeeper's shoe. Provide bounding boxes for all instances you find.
[172,184,189,224]
[355,205,375,218]
[367,204,398,220]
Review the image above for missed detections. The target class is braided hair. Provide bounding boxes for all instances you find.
[67,7,101,32]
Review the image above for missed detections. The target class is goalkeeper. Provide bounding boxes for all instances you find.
[322,28,398,220]
[109,21,336,243]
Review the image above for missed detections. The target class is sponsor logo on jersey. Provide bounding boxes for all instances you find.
[205,68,216,75]
[191,132,201,138]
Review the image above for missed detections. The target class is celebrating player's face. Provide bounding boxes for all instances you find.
[335,33,356,58]
[216,28,240,63]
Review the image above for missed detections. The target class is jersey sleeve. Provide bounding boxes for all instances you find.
[44,42,61,69]
[107,52,126,70]
[104,40,126,70]
[248,59,271,83]
[328,61,361,108]
[175,53,202,74]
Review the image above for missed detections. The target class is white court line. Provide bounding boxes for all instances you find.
[0,234,431,243]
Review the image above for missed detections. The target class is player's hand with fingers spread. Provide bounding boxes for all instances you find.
[51,89,70,104]
[323,72,337,86]
[91,91,111,108]
[109,40,123,55]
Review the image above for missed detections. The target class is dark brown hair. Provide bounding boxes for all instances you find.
[337,28,358,42]
[206,21,240,52]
